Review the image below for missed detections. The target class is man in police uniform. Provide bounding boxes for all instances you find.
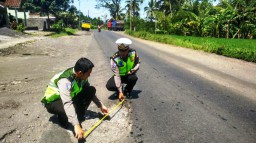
[41,57,109,140]
[106,38,140,100]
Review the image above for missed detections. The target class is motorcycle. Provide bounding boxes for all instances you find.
[98,25,101,32]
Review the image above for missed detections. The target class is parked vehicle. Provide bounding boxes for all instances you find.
[116,20,124,31]
[81,20,91,31]
[107,18,124,31]
[107,20,112,30]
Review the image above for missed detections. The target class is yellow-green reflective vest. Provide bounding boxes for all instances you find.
[41,68,86,104]
[113,50,136,76]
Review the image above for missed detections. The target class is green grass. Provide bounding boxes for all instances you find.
[125,30,256,63]
[50,28,78,38]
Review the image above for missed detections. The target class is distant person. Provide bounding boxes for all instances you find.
[10,20,17,29]
[106,38,140,100]
[8,13,14,22]
[98,24,101,32]
[41,57,109,140]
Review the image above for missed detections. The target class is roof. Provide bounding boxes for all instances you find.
[5,0,21,8]
[0,2,6,8]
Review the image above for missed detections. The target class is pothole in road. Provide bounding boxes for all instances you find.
[0,78,35,92]
[0,100,20,110]
[0,44,49,56]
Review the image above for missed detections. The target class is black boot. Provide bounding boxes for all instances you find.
[57,114,69,129]
[124,89,132,99]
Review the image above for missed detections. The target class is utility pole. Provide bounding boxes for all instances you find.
[78,0,81,29]
[130,0,132,31]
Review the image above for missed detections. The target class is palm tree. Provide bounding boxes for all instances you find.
[144,0,156,21]
[96,0,125,19]
[125,0,143,17]
[156,0,187,16]
[124,0,143,30]
[228,0,256,38]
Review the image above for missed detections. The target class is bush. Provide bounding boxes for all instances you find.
[91,25,96,29]
[51,20,64,32]
[16,23,25,32]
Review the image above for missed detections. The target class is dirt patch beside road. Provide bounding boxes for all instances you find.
[0,27,29,38]
[0,31,132,143]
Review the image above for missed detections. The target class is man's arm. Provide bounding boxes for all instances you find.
[92,95,108,115]
[58,79,84,139]
[57,78,79,126]
[129,52,140,74]
[110,59,122,93]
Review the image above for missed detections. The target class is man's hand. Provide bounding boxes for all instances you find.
[127,69,135,75]
[74,124,84,140]
[101,105,109,115]
[118,92,125,101]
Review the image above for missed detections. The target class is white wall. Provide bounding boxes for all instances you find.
[7,8,29,19]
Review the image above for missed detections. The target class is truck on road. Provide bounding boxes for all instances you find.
[107,19,124,31]
[81,20,91,31]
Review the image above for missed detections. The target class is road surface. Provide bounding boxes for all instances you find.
[95,30,256,143]
[0,29,255,143]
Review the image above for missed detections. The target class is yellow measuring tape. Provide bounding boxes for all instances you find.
[84,99,125,138]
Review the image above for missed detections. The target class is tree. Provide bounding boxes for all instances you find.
[96,0,125,19]
[125,0,143,17]
[22,0,72,29]
[144,0,156,21]
[59,5,79,28]
[227,0,256,39]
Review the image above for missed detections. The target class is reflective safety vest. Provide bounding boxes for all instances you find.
[41,68,86,104]
[112,50,136,76]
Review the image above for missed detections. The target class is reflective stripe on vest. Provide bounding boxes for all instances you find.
[41,68,85,104]
[114,51,135,76]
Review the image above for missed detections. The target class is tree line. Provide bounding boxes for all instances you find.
[21,0,256,39]
[143,0,256,39]
[21,0,103,30]
[97,0,256,39]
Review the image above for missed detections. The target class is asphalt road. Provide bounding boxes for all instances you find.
[94,30,256,143]
[1,29,255,143]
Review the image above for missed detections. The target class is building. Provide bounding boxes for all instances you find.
[0,0,8,27]
[0,0,28,28]
[0,0,55,30]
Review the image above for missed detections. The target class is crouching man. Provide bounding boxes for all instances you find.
[41,57,109,140]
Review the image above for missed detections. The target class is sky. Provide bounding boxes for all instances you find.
[72,0,149,20]
[72,0,220,20]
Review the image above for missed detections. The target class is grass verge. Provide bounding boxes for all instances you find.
[126,30,256,63]
[50,28,78,38]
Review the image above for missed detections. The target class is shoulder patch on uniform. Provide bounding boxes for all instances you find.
[66,83,71,90]
[129,48,136,52]
[111,62,117,68]
[111,52,120,59]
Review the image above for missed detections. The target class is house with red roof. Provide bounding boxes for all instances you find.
[0,0,54,30]
[0,0,29,28]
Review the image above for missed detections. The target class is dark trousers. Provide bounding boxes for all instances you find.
[106,74,138,93]
[45,86,96,123]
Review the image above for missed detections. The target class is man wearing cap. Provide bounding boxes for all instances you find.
[106,38,140,100]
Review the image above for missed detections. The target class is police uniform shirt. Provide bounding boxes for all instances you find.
[110,49,140,93]
[57,78,103,126]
